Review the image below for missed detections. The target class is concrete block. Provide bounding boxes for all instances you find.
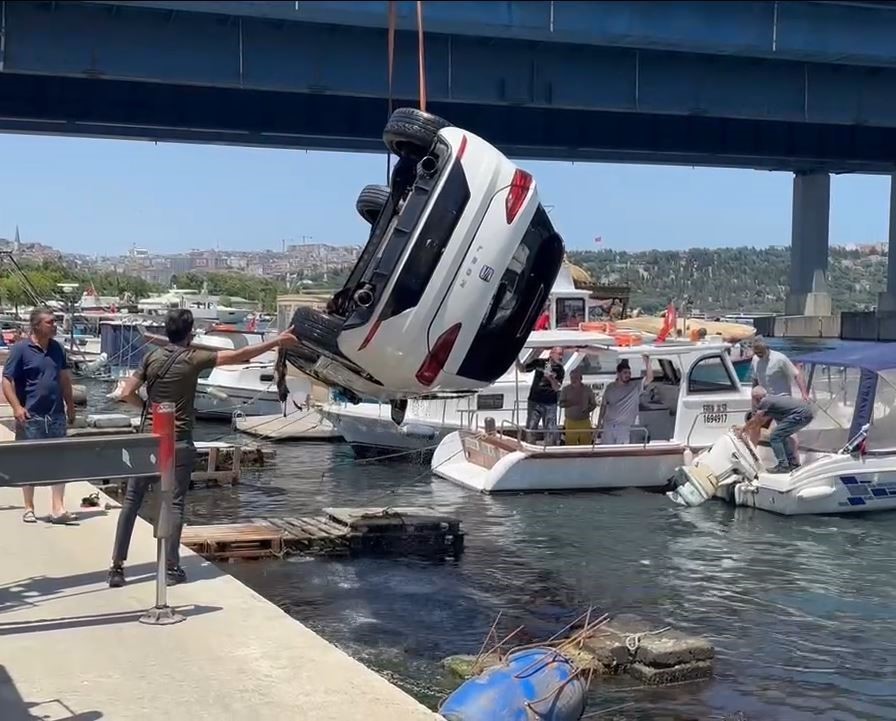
[633,630,715,667]
[580,633,631,670]
[627,660,714,685]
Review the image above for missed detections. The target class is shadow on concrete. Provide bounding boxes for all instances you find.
[0,562,158,615]
[0,665,103,720]
[0,603,222,636]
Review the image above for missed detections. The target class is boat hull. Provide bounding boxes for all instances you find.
[432,430,683,493]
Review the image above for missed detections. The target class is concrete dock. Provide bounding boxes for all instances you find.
[0,481,442,721]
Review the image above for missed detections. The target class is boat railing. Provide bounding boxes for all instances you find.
[495,419,650,450]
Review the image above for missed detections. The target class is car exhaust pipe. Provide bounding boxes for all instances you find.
[354,286,375,308]
[418,155,438,176]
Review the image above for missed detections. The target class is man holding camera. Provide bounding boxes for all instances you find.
[517,346,564,444]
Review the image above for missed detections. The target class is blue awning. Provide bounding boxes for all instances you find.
[794,343,896,373]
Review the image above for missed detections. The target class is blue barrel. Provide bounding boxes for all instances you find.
[439,647,587,721]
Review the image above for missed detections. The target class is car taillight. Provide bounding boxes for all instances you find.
[416,323,462,386]
[505,169,533,224]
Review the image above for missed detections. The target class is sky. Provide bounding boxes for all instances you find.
[0,132,891,256]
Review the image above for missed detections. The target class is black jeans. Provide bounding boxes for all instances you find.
[111,442,195,569]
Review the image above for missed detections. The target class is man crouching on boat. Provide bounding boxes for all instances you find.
[739,386,814,473]
[596,355,653,445]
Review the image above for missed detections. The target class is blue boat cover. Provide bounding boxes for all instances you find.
[794,342,896,372]
[439,647,587,721]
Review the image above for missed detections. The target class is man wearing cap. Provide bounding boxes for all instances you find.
[596,355,653,445]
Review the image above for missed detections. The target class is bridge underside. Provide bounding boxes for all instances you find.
[3,71,896,173]
[2,1,896,171]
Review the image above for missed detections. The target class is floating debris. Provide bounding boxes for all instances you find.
[439,610,714,719]
[180,506,465,561]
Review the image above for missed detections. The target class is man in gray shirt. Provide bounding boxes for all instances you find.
[751,337,808,399]
[597,354,653,445]
[741,386,814,473]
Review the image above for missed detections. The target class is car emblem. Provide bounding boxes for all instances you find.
[479,265,495,282]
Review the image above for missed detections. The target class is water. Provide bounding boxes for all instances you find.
[85,338,896,720]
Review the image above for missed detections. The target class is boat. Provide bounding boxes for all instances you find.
[616,315,757,343]
[137,286,253,324]
[196,361,311,419]
[431,337,752,493]
[670,342,896,515]
[233,408,342,441]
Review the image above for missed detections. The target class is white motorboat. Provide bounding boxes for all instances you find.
[195,361,312,419]
[670,342,896,515]
[234,408,342,441]
[322,263,657,456]
[431,337,751,493]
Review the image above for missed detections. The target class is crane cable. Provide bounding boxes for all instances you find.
[386,0,397,183]
[385,1,429,182]
[416,0,427,113]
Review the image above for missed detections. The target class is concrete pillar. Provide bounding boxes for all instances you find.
[877,175,896,312]
[785,172,832,317]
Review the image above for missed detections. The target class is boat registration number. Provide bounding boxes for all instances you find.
[702,403,728,425]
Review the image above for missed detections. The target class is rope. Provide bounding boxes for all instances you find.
[416,0,427,112]
[386,0,397,183]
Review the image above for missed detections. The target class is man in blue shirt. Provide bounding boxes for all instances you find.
[2,308,76,523]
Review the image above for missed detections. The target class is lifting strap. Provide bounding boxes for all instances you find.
[386,0,397,182]
[416,0,427,113]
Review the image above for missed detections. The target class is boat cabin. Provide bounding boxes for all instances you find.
[483,334,751,448]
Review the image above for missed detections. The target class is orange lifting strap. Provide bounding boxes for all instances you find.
[386,1,429,114]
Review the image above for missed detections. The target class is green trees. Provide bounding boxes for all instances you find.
[569,246,886,314]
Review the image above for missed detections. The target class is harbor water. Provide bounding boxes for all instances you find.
[84,339,896,721]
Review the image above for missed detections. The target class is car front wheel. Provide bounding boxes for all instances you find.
[355,184,391,225]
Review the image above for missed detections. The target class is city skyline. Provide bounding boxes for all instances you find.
[0,132,892,255]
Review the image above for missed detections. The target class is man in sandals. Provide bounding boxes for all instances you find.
[1,308,77,524]
[107,309,299,588]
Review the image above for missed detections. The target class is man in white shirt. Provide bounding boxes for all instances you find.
[597,354,653,445]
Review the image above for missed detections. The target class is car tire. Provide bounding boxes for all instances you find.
[390,399,408,426]
[355,184,391,225]
[383,107,452,160]
[289,306,343,357]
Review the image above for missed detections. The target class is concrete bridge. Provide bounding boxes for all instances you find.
[3,1,896,313]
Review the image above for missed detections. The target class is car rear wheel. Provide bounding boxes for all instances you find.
[383,107,451,160]
[289,306,343,357]
[355,184,391,224]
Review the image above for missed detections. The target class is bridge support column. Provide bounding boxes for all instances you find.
[877,176,896,312]
[785,172,832,316]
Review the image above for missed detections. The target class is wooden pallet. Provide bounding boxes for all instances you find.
[180,507,465,562]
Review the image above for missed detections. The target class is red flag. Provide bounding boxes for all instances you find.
[657,302,677,343]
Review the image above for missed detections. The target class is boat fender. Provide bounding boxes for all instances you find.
[400,423,437,439]
[796,486,836,501]
[439,647,587,721]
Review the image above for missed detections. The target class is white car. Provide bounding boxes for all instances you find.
[286,107,565,424]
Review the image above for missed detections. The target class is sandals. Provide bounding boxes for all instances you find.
[49,512,77,525]
[81,492,100,508]
[22,510,36,524]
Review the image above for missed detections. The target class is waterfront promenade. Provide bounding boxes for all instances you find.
[0,481,442,721]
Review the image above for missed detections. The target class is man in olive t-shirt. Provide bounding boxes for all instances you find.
[108,309,299,588]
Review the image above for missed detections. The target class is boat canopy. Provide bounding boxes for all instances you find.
[795,343,896,448]
[795,342,896,373]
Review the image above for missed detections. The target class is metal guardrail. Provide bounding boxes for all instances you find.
[0,404,182,626]
[494,418,650,450]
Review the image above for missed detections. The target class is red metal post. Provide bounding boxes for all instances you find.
[140,401,183,625]
[152,401,176,541]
